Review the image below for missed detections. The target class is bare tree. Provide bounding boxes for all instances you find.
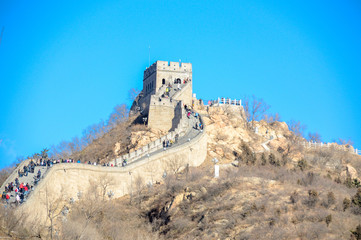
[0,206,26,237]
[242,95,270,128]
[128,88,141,102]
[288,120,307,139]
[81,121,107,145]
[264,113,281,123]
[108,104,129,128]
[336,138,353,146]
[42,186,66,240]
[98,174,115,201]
[166,154,185,174]
[308,132,322,143]
[0,167,13,186]
[56,141,72,159]
[61,184,106,240]
[88,174,115,201]
[68,136,82,153]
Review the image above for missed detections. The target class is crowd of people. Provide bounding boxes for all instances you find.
[160,78,191,99]
[184,104,203,130]
[2,161,39,205]
[1,158,120,206]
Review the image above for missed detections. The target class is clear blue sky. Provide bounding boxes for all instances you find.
[0,0,360,168]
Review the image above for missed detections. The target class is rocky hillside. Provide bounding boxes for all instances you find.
[1,105,361,240]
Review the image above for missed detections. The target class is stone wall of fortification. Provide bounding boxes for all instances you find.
[20,125,207,224]
[155,61,192,88]
[148,96,177,132]
[143,70,156,97]
[147,81,192,131]
[143,61,192,97]
[172,81,193,107]
[171,101,183,131]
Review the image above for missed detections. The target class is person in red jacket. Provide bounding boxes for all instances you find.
[5,193,10,203]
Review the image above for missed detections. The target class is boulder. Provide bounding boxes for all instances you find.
[341,164,358,181]
[171,194,184,209]
[215,147,224,156]
[200,186,207,194]
[114,142,121,156]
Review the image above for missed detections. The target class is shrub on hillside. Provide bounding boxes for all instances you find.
[240,142,256,165]
[334,176,342,184]
[281,154,288,166]
[290,191,299,204]
[325,214,332,227]
[297,159,308,171]
[345,176,353,188]
[353,178,361,188]
[351,224,361,240]
[164,174,186,195]
[260,153,267,166]
[344,176,361,189]
[268,153,280,166]
[343,197,351,211]
[187,168,205,182]
[297,172,315,186]
[303,189,319,208]
[321,192,336,209]
[352,189,361,208]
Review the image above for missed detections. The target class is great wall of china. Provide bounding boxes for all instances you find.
[0,61,209,222]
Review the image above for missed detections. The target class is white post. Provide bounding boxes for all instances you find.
[214,165,219,178]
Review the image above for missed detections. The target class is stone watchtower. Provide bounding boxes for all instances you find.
[131,60,193,132]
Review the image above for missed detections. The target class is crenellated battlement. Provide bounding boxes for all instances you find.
[156,61,192,72]
[144,61,192,79]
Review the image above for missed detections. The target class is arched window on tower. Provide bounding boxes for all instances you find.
[162,79,165,85]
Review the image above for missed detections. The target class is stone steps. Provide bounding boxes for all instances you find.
[2,165,48,204]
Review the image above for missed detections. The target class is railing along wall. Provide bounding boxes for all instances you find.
[300,141,361,155]
[113,101,189,166]
[210,97,241,106]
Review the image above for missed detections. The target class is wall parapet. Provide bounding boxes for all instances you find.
[144,61,192,80]
[20,114,207,224]
[113,99,189,165]
[209,97,241,106]
[299,141,361,155]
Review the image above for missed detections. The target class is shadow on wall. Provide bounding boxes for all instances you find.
[171,102,183,131]
[132,114,148,125]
